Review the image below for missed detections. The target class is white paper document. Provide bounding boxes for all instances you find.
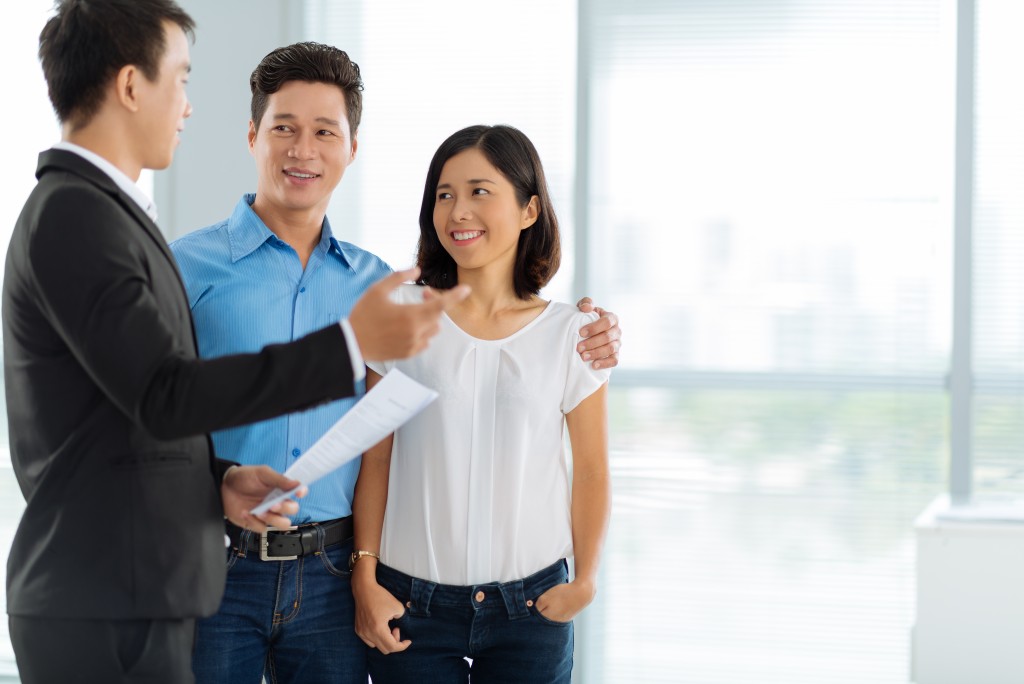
[251,369,437,515]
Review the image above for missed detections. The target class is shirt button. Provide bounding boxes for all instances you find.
[475,591,485,603]
[291,448,301,457]
[299,287,306,293]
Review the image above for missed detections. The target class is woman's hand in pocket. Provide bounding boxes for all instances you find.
[534,579,596,623]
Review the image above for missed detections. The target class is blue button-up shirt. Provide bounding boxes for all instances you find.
[170,194,392,522]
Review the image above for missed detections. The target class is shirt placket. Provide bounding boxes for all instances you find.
[466,343,500,582]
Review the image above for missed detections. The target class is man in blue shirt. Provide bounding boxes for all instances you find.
[171,42,622,684]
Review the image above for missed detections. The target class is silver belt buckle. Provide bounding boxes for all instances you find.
[260,525,299,561]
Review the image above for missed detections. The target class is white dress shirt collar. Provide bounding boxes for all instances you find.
[52,141,159,222]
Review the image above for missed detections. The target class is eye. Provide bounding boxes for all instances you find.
[273,125,293,134]
[472,187,490,196]
[317,130,335,137]
[437,192,452,201]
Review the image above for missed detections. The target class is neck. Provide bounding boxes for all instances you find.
[63,120,142,181]
[250,196,326,268]
[454,263,527,316]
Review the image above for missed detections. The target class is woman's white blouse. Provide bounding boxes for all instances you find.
[367,285,610,585]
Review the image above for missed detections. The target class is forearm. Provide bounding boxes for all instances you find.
[352,439,391,586]
[570,465,611,588]
[565,384,610,590]
[138,325,356,439]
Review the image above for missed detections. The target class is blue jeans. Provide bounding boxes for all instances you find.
[367,560,574,684]
[192,530,364,684]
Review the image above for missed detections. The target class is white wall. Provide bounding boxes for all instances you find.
[156,0,302,239]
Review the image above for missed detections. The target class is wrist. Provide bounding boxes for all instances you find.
[349,548,381,571]
[570,576,598,603]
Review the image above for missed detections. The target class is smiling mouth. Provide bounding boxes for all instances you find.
[452,230,484,241]
[284,170,320,179]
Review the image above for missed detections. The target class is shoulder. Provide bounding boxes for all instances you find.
[27,181,132,255]
[170,222,231,265]
[336,241,393,278]
[169,222,233,290]
[544,301,600,336]
[170,222,230,256]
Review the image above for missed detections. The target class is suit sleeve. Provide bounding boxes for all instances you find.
[29,186,357,440]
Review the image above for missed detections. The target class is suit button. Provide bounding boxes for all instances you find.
[292,448,301,457]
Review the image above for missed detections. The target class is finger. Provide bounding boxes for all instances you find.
[579,317,612,339]
[391,627,412,652]
[592,354,619,370]
[600,310,619,328]
[267,498,300,517]
[258,467,304,492]
[372,267,421,294]
[424,284,470,312]
[577,331,611,355]
[374,626,403,654]
[576,297,594,312]
[257,511,296,530]
[236,511,269,534]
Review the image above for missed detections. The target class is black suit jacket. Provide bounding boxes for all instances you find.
[2,150,357,620]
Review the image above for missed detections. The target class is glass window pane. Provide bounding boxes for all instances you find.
[972,0,1024,498]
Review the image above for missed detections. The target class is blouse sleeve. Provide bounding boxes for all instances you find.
[561,311,612,414]
[365,284,426,377]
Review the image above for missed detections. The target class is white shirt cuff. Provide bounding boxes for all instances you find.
[339,319,366,383]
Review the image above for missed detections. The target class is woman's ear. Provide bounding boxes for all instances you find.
[521,195,540,230]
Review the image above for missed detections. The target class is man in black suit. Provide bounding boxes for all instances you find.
[1,1,467,682]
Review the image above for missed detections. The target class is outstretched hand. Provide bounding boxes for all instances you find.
[349,268,470,362]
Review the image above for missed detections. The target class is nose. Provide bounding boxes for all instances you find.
[451,195,473,223]
[288,130,317,160]
[183,98,192,120]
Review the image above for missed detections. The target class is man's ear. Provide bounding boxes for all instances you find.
[521,195,540,230]
[248,120,258,155]
[115,64,141,113]
[349,135,358,163]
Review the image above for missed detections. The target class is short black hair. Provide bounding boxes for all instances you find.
[417,125,561,300]
[38,0,195,129]
[250,42,363,134]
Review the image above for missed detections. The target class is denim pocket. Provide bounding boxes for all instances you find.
[318,545,353,579]
[529,603,573,627]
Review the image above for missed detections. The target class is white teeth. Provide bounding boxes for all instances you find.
[285,171,317,179]
[453,231,482,241]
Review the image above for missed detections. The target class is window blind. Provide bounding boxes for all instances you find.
[581,1,950,682]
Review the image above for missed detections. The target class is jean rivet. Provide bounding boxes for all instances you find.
[526,599,534,607]
[475,590,485,603]
[406,601,412,608]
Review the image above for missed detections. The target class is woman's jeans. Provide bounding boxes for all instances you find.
[367,559,574,683]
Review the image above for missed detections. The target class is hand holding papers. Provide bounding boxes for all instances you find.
[251,369,437,515]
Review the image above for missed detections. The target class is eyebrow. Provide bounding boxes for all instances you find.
[436,179,498,189]
[269,113,341,127]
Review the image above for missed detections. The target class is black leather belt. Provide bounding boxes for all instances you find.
[226,516,353,561]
